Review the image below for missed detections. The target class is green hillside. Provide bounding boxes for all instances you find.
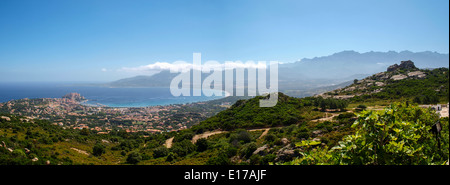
[0,94,353,165]
[320,61,449,106]
[192,93,303,132]
[351,67,449,104]
[1,61,448,165]
[190,93,349,133]
[0,113,169,165]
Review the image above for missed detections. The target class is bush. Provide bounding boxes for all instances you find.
[264,134,277,143]
[206,152,231,165]
[229,130,252,144]
[171,140,196,157]
[261,154,276,165]
[92,143,106,157]
[332,102,448,165]
[239,142,258,159]
[126,151,142,164]
[296,131,310,139]
[166,152,177,162]
[249,154,262,165]
[195,138,208,152]
[152,147,169,158]
[173,131,195,143]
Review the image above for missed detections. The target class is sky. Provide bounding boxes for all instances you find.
[0,0,448,82]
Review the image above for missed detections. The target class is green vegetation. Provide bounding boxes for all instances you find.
[191,93,348,133]
[0,113,169,165]
[0,66,448,165]
[1,95,448,165]
[285,103,449,165]
[349,68,449,104]
[191,93,305,132]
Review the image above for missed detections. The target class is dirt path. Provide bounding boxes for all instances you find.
[440,107,449,118]
[164,128,273,148]
[70,147,89,156]
[164,111,349,148]
[191,130,227,144]
[257,128,270,139]
[191,128,271,144]
[310,112,339,122]
[164,137,174,148]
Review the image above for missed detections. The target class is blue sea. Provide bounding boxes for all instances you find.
[0,82,227,107]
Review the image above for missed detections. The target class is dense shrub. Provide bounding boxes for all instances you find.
[195,138,209,152]
[126,151,142,164]
[171,140,196,157]
[152,147,169,158]
[287,103,449,165]
[92,143,106,156]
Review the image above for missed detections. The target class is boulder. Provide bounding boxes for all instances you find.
[407,71,426,78]
[281,138,290,146]
[391,74,407,81]
[375,82,385,86]
[312,130,322,136]
[275,146,300,162]
[253,144,269,156]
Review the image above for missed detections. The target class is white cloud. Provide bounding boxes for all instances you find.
[119,61,270,73]
[101,68,107,72]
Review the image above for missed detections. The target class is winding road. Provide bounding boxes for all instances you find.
[164,128,271,148]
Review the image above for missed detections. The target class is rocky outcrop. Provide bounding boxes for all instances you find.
[275,146,300,162]
[387,60,417,72]
[253,144,269,156]
[281,138,290,146]
[391,74,408,81]
[407,71,426,78]
[387,64,399,72]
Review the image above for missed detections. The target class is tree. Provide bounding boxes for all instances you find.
[92,143,106,157]
[229,130,252,144]
[206,152,231,165]
[166,152,177,162]
[126,151,142,164]
[171,140,196,157]
[249,154,262,165]
[195,138,208,152]
[153,147,169,158]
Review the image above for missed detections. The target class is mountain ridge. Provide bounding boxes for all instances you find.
[281,50,449,79]
[103,51,448,98]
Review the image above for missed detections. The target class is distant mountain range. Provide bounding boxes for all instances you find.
[103,51,449,97]
[280,50,449,79]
